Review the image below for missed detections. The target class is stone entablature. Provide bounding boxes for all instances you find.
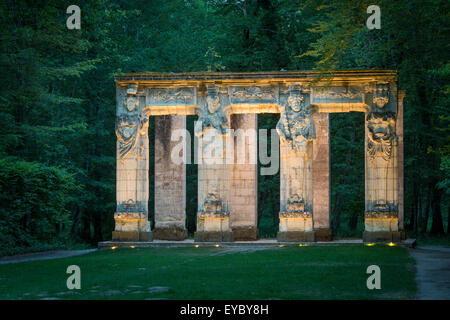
[113,70,403,243]
[115,70,397,116]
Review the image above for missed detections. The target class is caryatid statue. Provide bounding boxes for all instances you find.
[366,111,397,212]
[194,85,230,214]
[277,86,316,213]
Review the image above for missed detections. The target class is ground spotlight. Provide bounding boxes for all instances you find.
[387,242,396,247]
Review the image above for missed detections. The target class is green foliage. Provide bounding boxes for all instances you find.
[0,158,78,255]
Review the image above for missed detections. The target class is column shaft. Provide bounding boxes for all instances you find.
[312,112,331,241]
[229,114,258,240]
[153,115,187,240]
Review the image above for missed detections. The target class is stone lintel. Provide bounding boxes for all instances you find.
[115,70,397,85]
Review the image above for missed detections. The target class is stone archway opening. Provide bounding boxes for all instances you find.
[329,112,365,238]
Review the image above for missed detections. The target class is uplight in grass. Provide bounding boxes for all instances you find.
[278,245,285,248]
[215,244,220,248]
[387,242,396,247]
[195,244,200,248]
[298,244,308,247]
[111,246,117,250]
[130,246,135,249]
[365,243,376,247]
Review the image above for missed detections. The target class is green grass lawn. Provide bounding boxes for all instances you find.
[0,245,416,300]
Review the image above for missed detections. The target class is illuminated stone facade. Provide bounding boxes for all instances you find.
[113,71,404,242]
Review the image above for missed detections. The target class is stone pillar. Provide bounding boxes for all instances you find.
[363,82,401,242]
[397,91,406,239]
[276,85,316,242]
[153,115,187,240]
[229,114,258,240]
[194,84,233,242]
[113,84,152,241]
[312,112,331,241]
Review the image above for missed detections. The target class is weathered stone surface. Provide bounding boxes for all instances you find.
[195,85,232,237]
[397,91,405,231]
[312,112,330,231]
[364,82,399,237]
[112,231,152,241]
[153,227,187,241]
[229,113,258,239]
[114,85,151,239]
[154,115,187,239]
[278,85,315,234]
[194,231,234,242]
[232,226,259,241]
[112,72,401,243]
[277,231,316,242]
[362,231,402,242]
[315,228,332,241]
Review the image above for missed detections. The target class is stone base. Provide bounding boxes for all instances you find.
[277,231,316,242]
[232,226,259,241]
[153,227,187,241]
[112,231,152,241]
[363,231,403,243]
[194,231,234,242]
[315,228,332,241]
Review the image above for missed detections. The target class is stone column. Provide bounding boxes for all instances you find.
[113,84,152,241]
[363,82,401,242]
[153,115,187,240]
[312,112,331,241]
[397,91,406,239]
[277,85,316,242]
[229,114,258,240]
[194,84,233,242]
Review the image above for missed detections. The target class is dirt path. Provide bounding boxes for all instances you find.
[409,246,450,300]
[0,249,97,265]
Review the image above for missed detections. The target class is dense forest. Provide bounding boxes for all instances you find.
[0,0,448,255]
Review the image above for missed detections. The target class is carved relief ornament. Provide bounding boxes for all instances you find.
[115,113,148,162]
[366,112,396,162]
[276,86,316,153]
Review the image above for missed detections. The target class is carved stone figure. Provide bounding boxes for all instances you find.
[366,111,397,214]
[116,114,148,161]
[230,86,276,101]
[124,96,139,112]
[372,83,390,108]
[195,94,229,136]
[276,87,316,153]
[367,112,396,162]
[194,88,230,158]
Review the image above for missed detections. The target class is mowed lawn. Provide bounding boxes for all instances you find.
[0,245,416,299]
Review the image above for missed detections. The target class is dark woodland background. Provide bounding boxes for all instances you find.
[0,0,448,255]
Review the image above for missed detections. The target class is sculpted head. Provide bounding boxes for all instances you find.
[373,83,390,108]
[287,93,304,113]
[206,95,220,114]
[367,112,395,142]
